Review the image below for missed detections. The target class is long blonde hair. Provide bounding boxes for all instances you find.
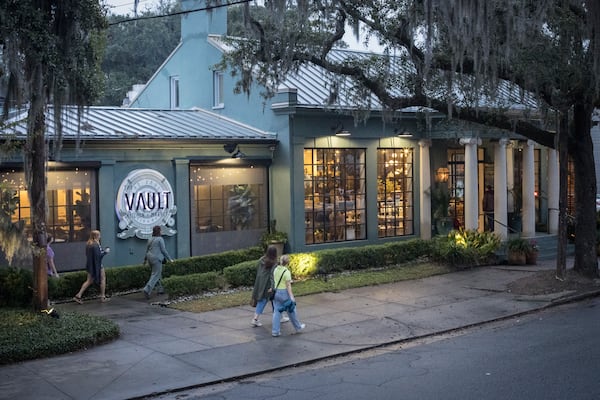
[87,230,101,246]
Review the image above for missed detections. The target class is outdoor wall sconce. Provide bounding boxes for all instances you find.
[224,143,237,154]
[436,167,449,183]
[331,122,351,136]
[224,143,246,158]
[394,127,413,137]
[231,148,246,158]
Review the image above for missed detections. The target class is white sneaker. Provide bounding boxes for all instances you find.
[251,318,262,327]
[281,315,290,323]
[296,323,306,332]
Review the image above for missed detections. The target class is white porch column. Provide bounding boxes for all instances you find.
[506,144,515,214]
[494,139,509,239]
[459,137,481,230]
[522,140,536,237]
[419,139,432,240]
[547,148,559,234]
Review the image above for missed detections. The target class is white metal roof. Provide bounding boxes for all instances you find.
[2,106,277,142]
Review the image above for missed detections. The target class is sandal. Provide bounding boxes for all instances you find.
[73,296,83,305]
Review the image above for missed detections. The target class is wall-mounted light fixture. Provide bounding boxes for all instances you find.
[223,143,246,158]
[231,148,246,158]
[224,143,237,154]
[394,127,413,137]
[435,167,449,183]
[331,122,351,136]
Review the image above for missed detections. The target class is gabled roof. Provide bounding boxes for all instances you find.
[208,35,538,112]
[2,106,277,142]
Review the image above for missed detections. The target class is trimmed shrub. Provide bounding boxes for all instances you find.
[431,229,501,268]
[162,271,221,298]
[0,268,33,307]
[222,260,258,287]
[162,246,262,277]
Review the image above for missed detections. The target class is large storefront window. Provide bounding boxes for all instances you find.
[377,148,414,237]
[0,169,96,242]
[190,165,268,255]
[303,148,366,244]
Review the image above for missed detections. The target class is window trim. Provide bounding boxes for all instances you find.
[170,75,180,109]
[212,70,224,109]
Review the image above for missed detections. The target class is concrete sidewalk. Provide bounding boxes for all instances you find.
[2,259,598,400]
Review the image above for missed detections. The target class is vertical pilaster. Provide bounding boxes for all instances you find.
[522,140,536,237]
[547,148,559,234]
[494,139,509,239]
[419,139,432,240]
[459,138,481,230]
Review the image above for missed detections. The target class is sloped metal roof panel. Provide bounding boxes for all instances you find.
[3,106,277,142]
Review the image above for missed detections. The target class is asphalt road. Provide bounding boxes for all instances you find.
[148,297,600,400]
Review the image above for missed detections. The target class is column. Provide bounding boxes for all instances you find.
[522,140,536,237]
[459,137,481,230]
[506,143,515,215]
[547,148,559,234]
[419,139,432,240]
[174,158,191,258]
[494,139,509,239]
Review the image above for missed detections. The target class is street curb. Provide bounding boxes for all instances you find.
[125,289,600,400]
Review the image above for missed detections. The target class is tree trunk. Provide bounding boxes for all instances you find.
[570,102,599,279]
[27,64,48,311]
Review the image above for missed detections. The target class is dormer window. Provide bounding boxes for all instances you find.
[213,70,224,108]
[170,76,180,109]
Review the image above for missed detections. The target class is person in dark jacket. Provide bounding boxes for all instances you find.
[73,230,110,304]
[250,245,277,327]
[142,225,173,299]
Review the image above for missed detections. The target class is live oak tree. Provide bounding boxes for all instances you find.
[219,0,600,279]
[0,1,106,310]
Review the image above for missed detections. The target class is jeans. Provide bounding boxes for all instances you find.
[255,298,268,316]
[272,289,302,335]
[143,258,164,294]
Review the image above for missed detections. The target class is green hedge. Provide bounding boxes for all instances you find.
[162,271,221,298]
[0,238,453,304]
[0,268,33,307]
[223,238,433,288]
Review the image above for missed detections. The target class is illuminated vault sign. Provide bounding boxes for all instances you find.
[116,169,177,239]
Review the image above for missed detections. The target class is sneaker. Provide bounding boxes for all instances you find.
[281,315,290,323]
[251,318,262,327]
[296,323,306,332]
[143,290,150,300]
[272,332,280,337]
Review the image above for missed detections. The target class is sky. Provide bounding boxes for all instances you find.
[103,0,382,52]
[104,0,159,15]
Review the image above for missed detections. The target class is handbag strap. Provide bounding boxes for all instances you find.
[273,266,286,290]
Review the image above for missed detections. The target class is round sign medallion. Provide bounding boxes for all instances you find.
[116,169,177,239]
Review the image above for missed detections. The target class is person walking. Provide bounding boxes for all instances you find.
[483,184,494,231]
[46,235,59,278]
[250,245,277,327]
[271,254,305,337]
[142,225,173,299]
[73,230,110,304]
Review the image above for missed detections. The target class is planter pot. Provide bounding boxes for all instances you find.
[269,240,285,258]
[507,250,527,265]
[526,251,538,265]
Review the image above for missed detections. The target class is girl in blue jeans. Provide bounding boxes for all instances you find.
[271,254,305,337]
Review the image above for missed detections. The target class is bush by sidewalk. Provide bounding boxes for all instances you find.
[0,307,119,365]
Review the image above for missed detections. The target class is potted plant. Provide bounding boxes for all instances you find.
[260,220,288,256]
[506,237,530,265]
